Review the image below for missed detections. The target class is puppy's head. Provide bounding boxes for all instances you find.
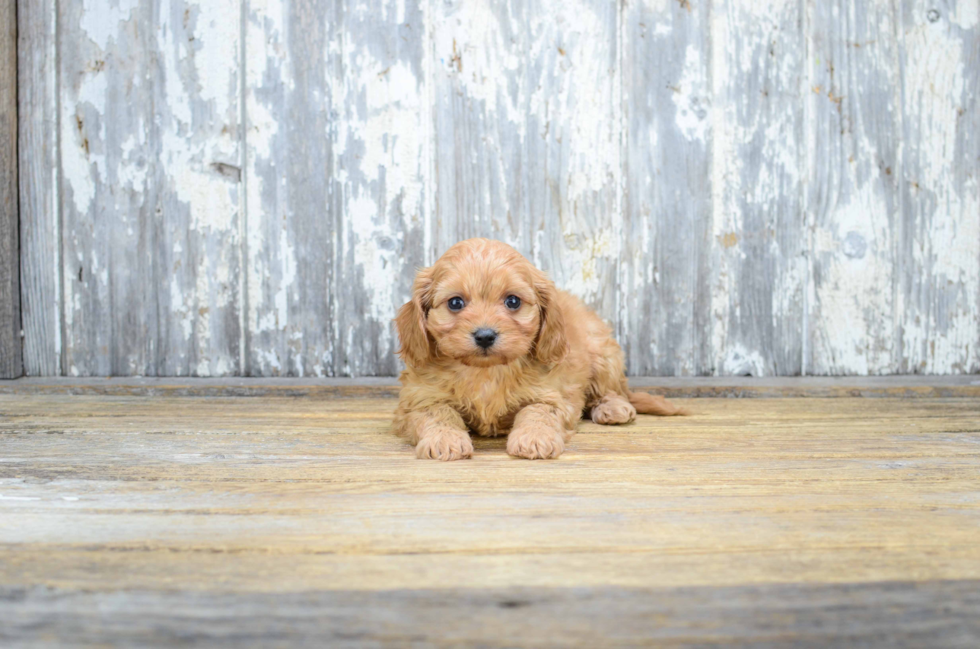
[396,239,567,369]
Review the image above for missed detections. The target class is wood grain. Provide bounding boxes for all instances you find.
[3,582,979,647]
[621,0,712,376]
[897,0,980,374]
[244,0,338,378]
[245,0,426,378]
[17,0,60,377]
[807,0,904,375]
[708,0,807,377]
[58,0,243,376]
[331,0,428,377]
[0,0,20,379]
[807,0,980,375]
[1,393,979,645]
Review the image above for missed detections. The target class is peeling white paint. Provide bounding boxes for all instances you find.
[433,0,525,125]
[951,1,979,29]
[61,65,107,216]
[78,0,141,50]
[721,344,767,377]
[674,44,710,143]
[559,229,614,303]
[812,180,896,375]
[348,195,399,352]
[274,226,297,332]
[900,4,979,373]
[709,2,735,372]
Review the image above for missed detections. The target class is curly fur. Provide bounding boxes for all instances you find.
[393,238,686,460]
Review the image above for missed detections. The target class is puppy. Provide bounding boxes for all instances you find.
[393,238,685,460]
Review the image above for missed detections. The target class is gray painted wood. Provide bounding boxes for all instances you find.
[1,0,20,378]
[17,0,61,376]
[244,0,339,377]
[807,0,980,375]
[807,0,905,375]
[331,0,428,377]
[245,0,426,377]
[707,0,807,377]
[897,0,980,375]
[621,0,712,376]
[58,0,243,376]
[16,0,980,376]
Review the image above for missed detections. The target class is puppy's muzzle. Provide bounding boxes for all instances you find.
[473,328,498,350]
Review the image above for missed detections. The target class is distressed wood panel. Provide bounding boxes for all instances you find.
[897,0,980,374]
[331,0,428,376]
[17,0,61,376]
[430,0,529,252]
[59,0,243,376]
[430,0,622,324]
[244,0,338,377]
[807,0,904,375]
[246,0,426,377]
[621,0,712,376]
[808,0,980,375]
[0,0,20,378]
[16,0,980,376]
[707,0,806,376]
[244,0,341,376]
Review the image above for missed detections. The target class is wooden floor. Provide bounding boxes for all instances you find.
[1,384,979,646]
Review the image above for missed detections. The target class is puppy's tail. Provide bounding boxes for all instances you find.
[628,391,688,416]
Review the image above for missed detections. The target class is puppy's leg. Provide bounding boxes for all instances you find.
[590,392,637,425]
[507,403,575,460]
[396,406,473,461]
[586,333,687,417]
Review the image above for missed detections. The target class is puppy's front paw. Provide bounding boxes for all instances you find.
[415,428,473,461]
[591,394,637,425]
[507,426,565,460]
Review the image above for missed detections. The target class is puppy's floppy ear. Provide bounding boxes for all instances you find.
[532,271,568,365]
[396,266,435,368]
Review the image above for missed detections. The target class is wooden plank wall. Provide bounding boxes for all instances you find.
[1,0,20,378]
[16,0,980,377]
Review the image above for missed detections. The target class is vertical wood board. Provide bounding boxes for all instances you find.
[59,0,243,376]
[807,0,904,375]
[245,0,339,377]
[897,0,980,374]
[707,0,806,377]
[245,0,426,377]
[621,0,712,376]
[1,0,20,378]
[17,0,61,376]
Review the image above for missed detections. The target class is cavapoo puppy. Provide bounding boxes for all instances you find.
[393,238,685,460]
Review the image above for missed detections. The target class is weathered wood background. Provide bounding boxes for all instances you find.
[15,0,980,377]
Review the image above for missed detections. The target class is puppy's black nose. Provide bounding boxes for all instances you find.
[473,328,498,349]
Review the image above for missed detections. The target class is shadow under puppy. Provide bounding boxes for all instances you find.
[394,238,685,460]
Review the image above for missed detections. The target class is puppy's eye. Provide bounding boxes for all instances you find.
[447,297,465,312]
[505,295,521,310]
